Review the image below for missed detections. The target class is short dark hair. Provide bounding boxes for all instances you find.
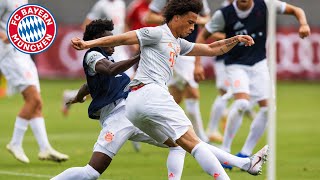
[163,0,203,23]
[83,19,114,41]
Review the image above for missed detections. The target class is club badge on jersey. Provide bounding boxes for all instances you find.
[7,4,57,54]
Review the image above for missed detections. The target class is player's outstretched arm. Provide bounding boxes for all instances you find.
[95,54,140,76]
[283,3,310,39]
[66,84,89,106]
[71,31,139,50]
[187,35,254,57]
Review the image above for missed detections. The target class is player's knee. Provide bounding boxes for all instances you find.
[234,99,250,112]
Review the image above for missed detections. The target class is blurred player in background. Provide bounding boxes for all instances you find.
[144,0,211,142]
[197,0,234,144]
[71,0,270,178]
[0,0,68,164]
[202,0,310,169]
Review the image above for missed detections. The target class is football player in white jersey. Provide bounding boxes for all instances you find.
[143,0,211,143]
[201,0,310,170]
[72,0,269,179]
[0,0,68,163]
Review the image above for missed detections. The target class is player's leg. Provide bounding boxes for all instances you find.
[239,60,270,156]
[53,106,136,180]
[184,85,208,142]
[127,84,231,179]
[207,60,229,142]
[221,65,251,154]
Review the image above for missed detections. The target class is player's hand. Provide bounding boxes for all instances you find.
[0,32,10,44]
[66,96,86,105]
[194,64,205,82]
[236,35,255,46]
[71,37,88,50]
[299,24,311,39]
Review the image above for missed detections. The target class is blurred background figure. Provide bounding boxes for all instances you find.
[0,0,68,164]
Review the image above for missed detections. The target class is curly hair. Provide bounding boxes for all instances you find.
[83,19,114,41]
[163,0,203,23]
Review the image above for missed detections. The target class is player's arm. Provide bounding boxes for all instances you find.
[144,10,164,25]
[72,31,139,50]
[282,3,310,38]
[95,54,140,76]
[66,84,89,105]
[0,31,9,44]
[187,35,254,57]
[81,18,93,31]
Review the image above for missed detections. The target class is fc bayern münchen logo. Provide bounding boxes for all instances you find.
[7,4,57,54]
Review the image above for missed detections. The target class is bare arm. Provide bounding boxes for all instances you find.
[66,84,90,105]
[187,35,254,57]
[95,54,140,76]
[0,31,9,44]
[72,31,139,50]
[196,14,210,26]
[144,10,164,25]
[81,18,92,31]
[283,3,310,38]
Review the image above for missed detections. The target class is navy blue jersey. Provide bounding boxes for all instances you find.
[222,0,267,66]
[83,47,130,119]
[216,54,226,62]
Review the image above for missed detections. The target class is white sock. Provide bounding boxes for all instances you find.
[191,142,230,180]
[29,117,51,152]
[207,96,228,134]
[51,164,100,180]
[167,146,186,180]
[241,107,268,156]
[222,99,249,152]
[185,99,208,142]
[204,143,250,170]
[10,116,29,147]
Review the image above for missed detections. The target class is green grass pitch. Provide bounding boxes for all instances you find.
[0,80,319,180]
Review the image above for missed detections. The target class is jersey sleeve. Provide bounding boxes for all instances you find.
[179,38,195,56]
[135,27,162,46]
[149,0,167,13]
[264,0,287,14]
[85,51,106,76]
[86,1,108,20]
[205,10,225,33]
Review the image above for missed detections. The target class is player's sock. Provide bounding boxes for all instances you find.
[191,142,230,179]
[204,143,250,170]
[207,96,228,134]
[51,164,100,180]
[9,116,29,147]
[185,99,208,142]
[241,107,268,156]
[167,146,186,180]
[29,117,51,152]
[222,99,249,152]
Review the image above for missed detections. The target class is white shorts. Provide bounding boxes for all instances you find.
[126,83,192,143]
[168,56,198,90]
[226,59,270,102]
[214,60,229,91]
[94,104,165,158]
[0,50,40,94]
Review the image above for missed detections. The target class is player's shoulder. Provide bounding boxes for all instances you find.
[85,50,105,62]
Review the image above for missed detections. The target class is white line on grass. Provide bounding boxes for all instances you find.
[0,170,111,180]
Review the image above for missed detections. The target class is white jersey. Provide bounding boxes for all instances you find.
[0,0,28,59]
[205,0,286,33]
[129,24,194,89]
[86,0,126,35]
[149,0,210,15]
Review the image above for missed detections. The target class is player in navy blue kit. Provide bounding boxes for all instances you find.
[201,0,310,169]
